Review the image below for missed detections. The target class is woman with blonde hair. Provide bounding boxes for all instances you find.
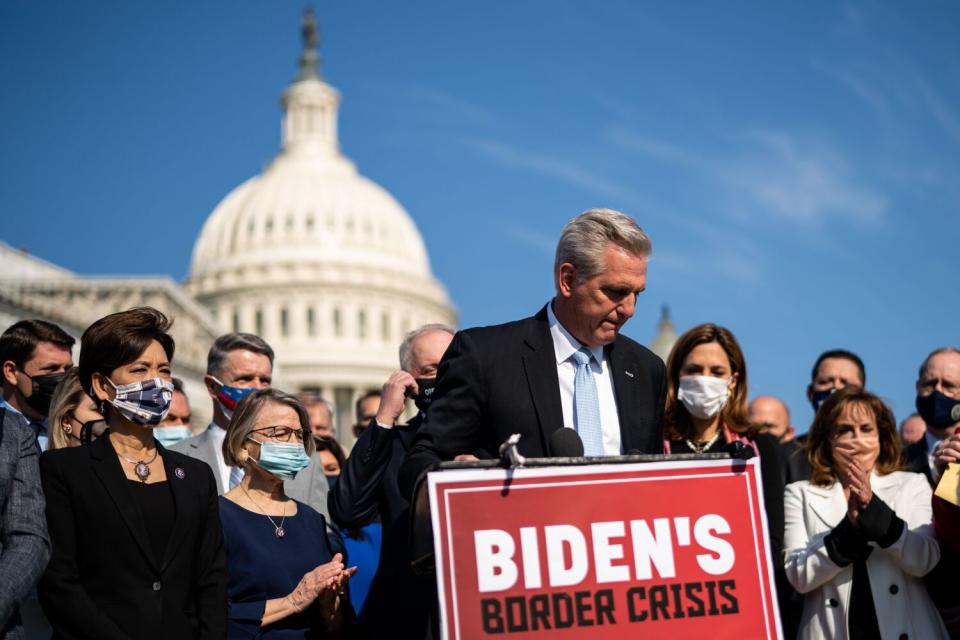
[784,385,947,639]
[46,367,105,449]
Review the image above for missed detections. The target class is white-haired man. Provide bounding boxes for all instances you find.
[329,324,454,636]
[400,208,667,497]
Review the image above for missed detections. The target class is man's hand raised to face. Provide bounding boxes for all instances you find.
[376,371,418,428]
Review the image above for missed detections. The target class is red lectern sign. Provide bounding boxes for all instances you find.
[427,458,781,640]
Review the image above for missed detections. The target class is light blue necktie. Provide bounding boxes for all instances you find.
[571,347,604,456]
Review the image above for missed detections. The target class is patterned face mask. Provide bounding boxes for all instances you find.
[104,377,174,427]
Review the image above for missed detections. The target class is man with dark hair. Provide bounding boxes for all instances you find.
[171,333,333,524]
[0,406,50,638]
[0,319,75,450]
[905,347,960,486]
[806,348,866,412]
[353,390,381,439]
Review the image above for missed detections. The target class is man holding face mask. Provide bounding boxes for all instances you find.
[0,319,75,451]
[329,324,454,638]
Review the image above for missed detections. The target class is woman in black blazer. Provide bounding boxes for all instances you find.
[39,307,227,639]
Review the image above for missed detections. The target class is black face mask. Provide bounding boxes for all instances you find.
[810,388,834,412]
[916,391,960,430]
[22,371,66,417]
[413,377,437,414]
[325,474,339,492]
[80,419,108,444]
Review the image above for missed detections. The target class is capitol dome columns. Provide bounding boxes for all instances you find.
[280,9,339,156]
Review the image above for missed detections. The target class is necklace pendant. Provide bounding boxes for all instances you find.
[275,526,286,539]
[135,462,151,482]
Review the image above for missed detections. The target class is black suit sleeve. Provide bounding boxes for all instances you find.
[652,357,667,453]
[399,330,486,500]
[38,453,132,640]
[329,423,395,529]
[193,462,227,639]
[754,434,787,561]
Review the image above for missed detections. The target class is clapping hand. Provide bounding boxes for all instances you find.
[286,553,350,613]
[835,441,872,524]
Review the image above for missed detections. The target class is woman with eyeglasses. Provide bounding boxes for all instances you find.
[784,386,947,639]
[46,367,105,449]
[220,388,355,638]
[39,307,227,638]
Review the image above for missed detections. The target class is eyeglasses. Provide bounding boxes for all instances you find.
[250,426,305,443]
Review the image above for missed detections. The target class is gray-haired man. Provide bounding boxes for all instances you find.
[171,334,332,521]
[400,208,667,496]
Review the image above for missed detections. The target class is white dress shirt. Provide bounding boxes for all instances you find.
[207,422,233,490]
[546,301,622,455]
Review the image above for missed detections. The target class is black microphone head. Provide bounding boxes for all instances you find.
[550,428,584,457]
[724,441,755,460]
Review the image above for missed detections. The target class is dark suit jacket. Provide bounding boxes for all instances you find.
[399,306,667,499]
[0,408,50,640]
[38,434,227,640]
[904,437,934,486]
[330,415,436,638]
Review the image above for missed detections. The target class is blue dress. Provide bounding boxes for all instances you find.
[219,497,343,638]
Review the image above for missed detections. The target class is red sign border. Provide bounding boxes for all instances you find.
[427,458,782,640]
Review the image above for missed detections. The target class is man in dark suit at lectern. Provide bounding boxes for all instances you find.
[400,208,667,498]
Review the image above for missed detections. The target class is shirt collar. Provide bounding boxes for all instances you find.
[546,300,604,366]
[0,395,23,417]
[925,429,943,453]
[0,395,47,432]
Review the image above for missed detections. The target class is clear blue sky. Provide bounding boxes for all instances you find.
[2,1,958,432]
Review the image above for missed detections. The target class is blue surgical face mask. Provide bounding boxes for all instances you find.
[105,378,174,427]
[211,376,257,421]
[248,438,310,480]
[916,391,960,430]
[810,388,834,412]
[154,425,193,447]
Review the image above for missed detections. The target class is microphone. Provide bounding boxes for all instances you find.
[724,441,755,460]
[550,428,584,458]
[498,433,526,468]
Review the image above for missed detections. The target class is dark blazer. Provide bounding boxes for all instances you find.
[399,306,667,499]
[0,408,50,640]
[904,437,934,486]
[330,415,436,638]
[38,434,227,640]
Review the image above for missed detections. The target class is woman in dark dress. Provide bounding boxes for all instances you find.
[661,324,788,617]
[39,307,226,639]
[220,388,355,638]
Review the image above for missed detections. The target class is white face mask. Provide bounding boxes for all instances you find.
[678,376,731,419]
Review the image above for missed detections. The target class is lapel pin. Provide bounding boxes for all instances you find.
[174,467,185,480]
[625,370,635,378]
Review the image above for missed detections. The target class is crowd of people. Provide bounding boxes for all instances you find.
[0,208,958,639]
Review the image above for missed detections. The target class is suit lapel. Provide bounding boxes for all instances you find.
[159,445,192,571]
[807,482,847,529]
[607,340,638,454]
[192,430,223,494]
[521,309,564,453]
[90,434,160,571]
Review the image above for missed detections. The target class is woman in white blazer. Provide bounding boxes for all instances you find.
[784,386,947,640]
